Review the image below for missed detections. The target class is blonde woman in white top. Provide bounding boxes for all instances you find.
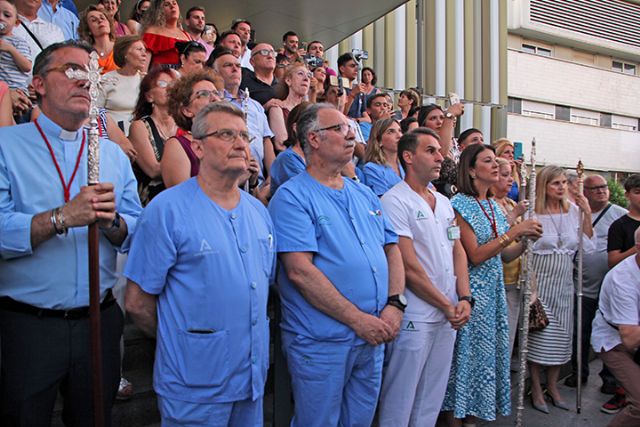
[527,165,594,413]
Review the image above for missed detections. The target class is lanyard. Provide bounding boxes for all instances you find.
[474,197,499,238]
[35,120,86,203]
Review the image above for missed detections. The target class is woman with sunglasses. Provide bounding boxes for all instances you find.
[175,40,207,75]
[363,118,404,197]
[161,70,222,188]
[268,64,311,152]
[129,67,178,205]
[141,0,191,68]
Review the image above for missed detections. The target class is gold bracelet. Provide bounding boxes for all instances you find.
[498,233,511,248]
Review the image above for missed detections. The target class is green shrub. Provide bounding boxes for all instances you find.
[608,179,628,209]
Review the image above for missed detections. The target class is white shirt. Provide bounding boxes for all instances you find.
[591,255,640,352]
[381,181,458,322]
[532,202,595,255]
[582,203,628,298]
[240,48,253,71]
[14,15,65,68]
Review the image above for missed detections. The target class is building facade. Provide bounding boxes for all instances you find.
[331,0,640,176]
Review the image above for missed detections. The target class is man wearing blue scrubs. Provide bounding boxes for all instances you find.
[269,103,405,427]
[125,102,275,426]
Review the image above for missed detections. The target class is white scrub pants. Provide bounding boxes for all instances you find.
[378,319,456,427]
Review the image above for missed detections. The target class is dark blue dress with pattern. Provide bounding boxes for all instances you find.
[441,194,511,421]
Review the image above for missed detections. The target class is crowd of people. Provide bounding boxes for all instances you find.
[0,0,639,426]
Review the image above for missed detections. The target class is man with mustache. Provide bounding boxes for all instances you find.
[125,102,275,426]
[0,40,142,425]
[268,103,404,427]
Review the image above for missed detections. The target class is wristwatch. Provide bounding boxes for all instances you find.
[459,295,475,308]
[444,111,455,120]
[387,294,408,312]
[100,212,121,233]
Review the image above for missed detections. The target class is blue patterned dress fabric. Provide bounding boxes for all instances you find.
[441,193,511,421]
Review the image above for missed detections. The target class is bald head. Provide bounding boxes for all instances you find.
[584,174,609,211]
[250,43,276,73]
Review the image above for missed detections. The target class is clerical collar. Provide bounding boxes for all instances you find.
[37,113,83,142]
[59,129,80,141]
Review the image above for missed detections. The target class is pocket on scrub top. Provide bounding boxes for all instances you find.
[177,329,230,387]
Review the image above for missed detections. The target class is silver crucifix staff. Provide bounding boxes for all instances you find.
[66,50,111,427]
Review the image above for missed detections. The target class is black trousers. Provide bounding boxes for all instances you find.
[571,295,615,383]
[0,302,124,427]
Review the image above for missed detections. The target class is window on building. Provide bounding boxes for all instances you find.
[521,100,555,119]
[522,43,552,57]
[507,97,522,114]
[570,108,600,126]
[611,115,638,131]
[612,60,636,75]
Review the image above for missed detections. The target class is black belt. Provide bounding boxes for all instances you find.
[0,289,116,320]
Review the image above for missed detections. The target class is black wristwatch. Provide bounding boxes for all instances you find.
[387,294,408,312]
[100,212,121,233]
[459,295,475,308]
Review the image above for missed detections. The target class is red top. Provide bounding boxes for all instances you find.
[142,31,191,67]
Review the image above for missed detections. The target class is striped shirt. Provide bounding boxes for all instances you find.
[0,35,31,91]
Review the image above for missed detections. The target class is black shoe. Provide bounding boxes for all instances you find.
[601,381,617,395]
[564,374,587,388]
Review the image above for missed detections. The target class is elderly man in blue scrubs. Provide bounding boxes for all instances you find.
[0,40,141,425]
[125,102,276,427]
[269,103,405,427]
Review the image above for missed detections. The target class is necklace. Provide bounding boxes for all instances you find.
[474,197,499,238]
[546,206,565,247]
[34,120,86,203]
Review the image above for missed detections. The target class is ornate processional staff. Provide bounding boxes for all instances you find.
[576,160,585,413]
[66,51,110,427]
[516,138,537,427]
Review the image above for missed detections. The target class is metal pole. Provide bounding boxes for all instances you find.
[416,0,424,93]
[576,160,585,413]
[69,51,106,427]
[516,138,537,427]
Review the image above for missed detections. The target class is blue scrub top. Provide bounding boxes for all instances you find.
[125,178,275,403]
[268,171,398,344]
[270,147,305,197]
[363,162,405,197]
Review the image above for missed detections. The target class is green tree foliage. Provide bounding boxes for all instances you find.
[608,179,628,209]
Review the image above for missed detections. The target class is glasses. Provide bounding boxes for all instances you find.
[196,128,255,143]
[585,185,608,192]
[295,70,313,79]
[44,62,86,77]
[313,123,351,136]
[189,89,222,103]
[276,63,289,69]
[252,49,276,58]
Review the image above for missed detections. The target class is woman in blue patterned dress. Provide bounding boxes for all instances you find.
[442,144,542,425]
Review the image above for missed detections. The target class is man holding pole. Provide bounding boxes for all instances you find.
[0,40,142,426]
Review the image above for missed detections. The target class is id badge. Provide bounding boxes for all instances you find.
[447,225,460,240]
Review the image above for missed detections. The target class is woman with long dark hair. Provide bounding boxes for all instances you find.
[442,144,542,426]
